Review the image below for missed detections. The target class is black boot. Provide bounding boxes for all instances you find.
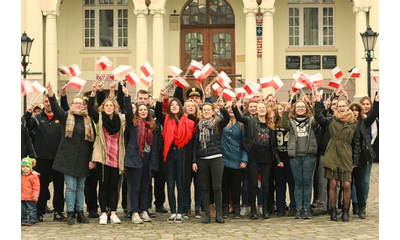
[330,207,338,221]
[202,202,210,224]
[341,208,349,222]
[250,197,258,219]
[358,204,366,219]
[216,212,225,223]
[77,211,89,223]
[67,212,74,225]
[233,205,241,219]
[352,202,359,215]
[222,204,229,219]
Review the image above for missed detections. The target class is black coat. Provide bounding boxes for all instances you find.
[21,117,37,159]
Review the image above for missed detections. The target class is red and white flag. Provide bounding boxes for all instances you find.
[349,68,362,78]
[112,65,133,80]
[21,80,33,96]
[212,83,223,96]
[215,71,232,89]
[69,77,87,90]
[193,70,205,83]
[69,64,81,77]
[166,65,183,78]
[59,65,71,77]
[243,80,260,96]
[140,74,153,87]
[370,70,378,84]
[32,81,46,96]
[310,73,324,87]
[173,76,190,88]
[331,66,343,79]
[291,81,304,93]
[188,60,204,72]
[234,88,246,98]
[221,89,236,101]
[294,72,314,91]
[140,61,154,77]
[328,78,342,89]
[260,76,284,91]
[96,56,113,71]
[125,71,141,87]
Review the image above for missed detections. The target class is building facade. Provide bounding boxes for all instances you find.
[21,0,379,113]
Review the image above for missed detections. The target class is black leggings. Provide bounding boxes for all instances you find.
[97,163,120,213]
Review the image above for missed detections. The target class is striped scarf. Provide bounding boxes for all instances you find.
[65,109,94,142]
[198,118,216,150]
[137,119,153,157]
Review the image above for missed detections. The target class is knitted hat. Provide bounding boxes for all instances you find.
[21,156,33,171]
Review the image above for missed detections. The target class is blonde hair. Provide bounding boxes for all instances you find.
[258,102,275,130]
[98,98,120,114]
[183,99,202,122]
[288,100,313,119]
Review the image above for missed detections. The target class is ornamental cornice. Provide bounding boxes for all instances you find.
[42,10,59,17]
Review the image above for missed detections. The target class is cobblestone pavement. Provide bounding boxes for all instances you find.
[21,163,379,240]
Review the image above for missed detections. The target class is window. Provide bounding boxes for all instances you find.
[84,0,129,48]
[288,0,334,46]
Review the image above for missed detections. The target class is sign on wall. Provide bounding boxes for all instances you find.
[256,13,263,57]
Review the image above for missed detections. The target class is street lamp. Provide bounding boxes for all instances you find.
[21,32,34,113]
[360,27,378,98]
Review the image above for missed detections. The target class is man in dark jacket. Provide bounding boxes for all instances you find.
[24,95,66,222]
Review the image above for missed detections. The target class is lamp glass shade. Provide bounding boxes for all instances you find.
[21,32,34,57]
[360,27,379,52]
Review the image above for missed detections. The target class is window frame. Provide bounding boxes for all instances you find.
[83,0,129,49]
[288,1,334,47]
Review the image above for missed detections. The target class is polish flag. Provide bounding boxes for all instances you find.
[69,64,81,77]
[200,63,215,79]
[21,80,33,96]
[212,83,223,96]
[96,56,113,71]
[69,77,87,90]
[125,71,141,87]
[193,70,205,83]
[349,68,362,78]
[32,81,46,96]
[221,89,236,101]
[260,76,284,91]
[331,66,343,79]
[328,78,342,89]
[310,73,324,87]
[243,80,260,96]
[294,72,314,91]
[370,70,378,84]
[112,65,133,80]
[140,61,154,77]
[140,74,153,87]
[166,65,183,78]
[234,88,246,98]
[188,60,204,72]
[215,71,232,89]
[173,76,191,88]
[291,81,304,93]
[59,65,71,77]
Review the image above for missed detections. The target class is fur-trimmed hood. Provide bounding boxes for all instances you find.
[349,102,365,121]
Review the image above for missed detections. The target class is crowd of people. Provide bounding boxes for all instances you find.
[21,80,379,226]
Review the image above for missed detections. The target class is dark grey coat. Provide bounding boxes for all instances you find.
[49,96,93,178]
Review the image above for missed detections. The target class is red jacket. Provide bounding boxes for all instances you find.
[21,171,40,203]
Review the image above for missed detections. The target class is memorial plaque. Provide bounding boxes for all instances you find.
[322,55,337,69]
[302,55,321,69]
[286,56,301,69]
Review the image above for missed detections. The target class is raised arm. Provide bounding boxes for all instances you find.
[117,81,126,113]
[46,82,67,124]
[363,92,379,129]
[232,99,250,125]
[88,82,100,123]
[122,86,133,126]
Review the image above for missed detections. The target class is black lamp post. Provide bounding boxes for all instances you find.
[21,32,34,113]
[360,27,378,98]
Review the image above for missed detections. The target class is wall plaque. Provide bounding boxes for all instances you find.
[286,56,301,69]
[322,55,337,69]
[302,55,321,69]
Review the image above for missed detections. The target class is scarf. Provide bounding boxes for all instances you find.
[162,114,195,162]
[65,109,94,142]
[137,119,153,157]
[101,111,121,135]
[334,109,355,124]
[198,118,216,150]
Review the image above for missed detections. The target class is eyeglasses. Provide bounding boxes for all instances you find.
[73,102,84,106]
[338,105,347,109]
[296,106,306,109]
[331,103,337,106]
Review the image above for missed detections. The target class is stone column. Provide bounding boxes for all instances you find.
[260,7,275,97]
[150,8,166,99]
[243,8,259,86]
[133,8,149,93]
[353,6,369,101]
[43,10,59,93]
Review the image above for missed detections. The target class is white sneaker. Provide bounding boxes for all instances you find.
[141,211,152,222]
[110,214,121,224]
[99,214,108,225]
[240,207,247,216]
[132,213,143,224]
[167,214,176,223]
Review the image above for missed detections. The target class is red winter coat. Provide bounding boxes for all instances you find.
[21,171,40,203]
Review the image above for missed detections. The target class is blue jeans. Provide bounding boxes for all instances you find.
[21,201,37,224]
[290,156,316,211]
[166,147,184,214]
[64,175,86,212]
[128,152,150,213]
[184,171,201,211]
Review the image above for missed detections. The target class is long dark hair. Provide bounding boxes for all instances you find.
[166,98,184,123]
[133,103,156,131]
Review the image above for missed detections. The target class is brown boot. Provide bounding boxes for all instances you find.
[210,204,216,217]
